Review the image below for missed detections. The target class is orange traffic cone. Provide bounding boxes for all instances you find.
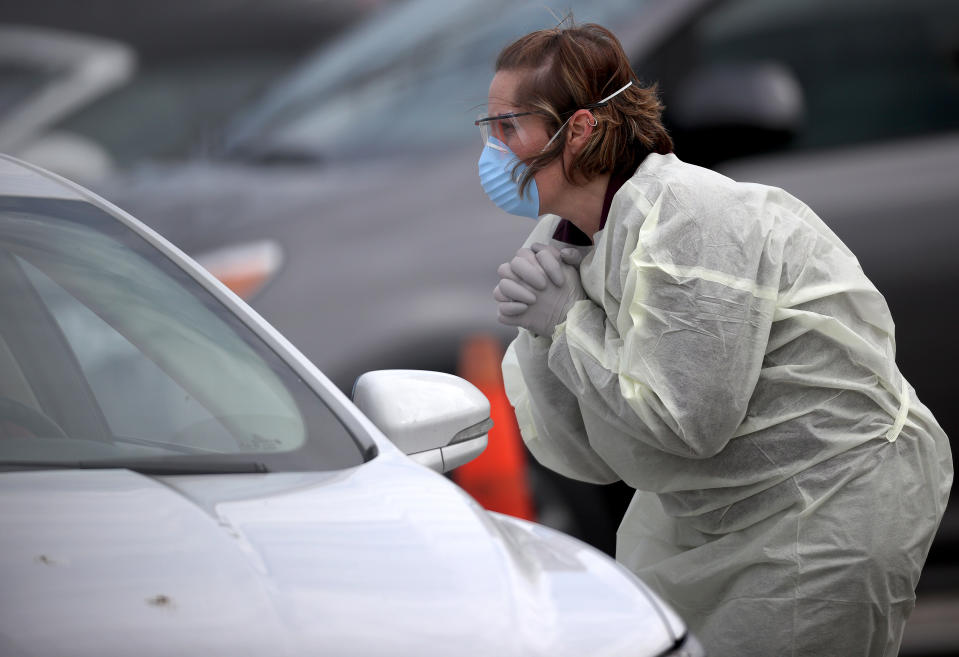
[453,334,535,521]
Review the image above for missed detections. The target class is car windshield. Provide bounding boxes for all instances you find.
[222,0,649,162]
[0,195,368,473]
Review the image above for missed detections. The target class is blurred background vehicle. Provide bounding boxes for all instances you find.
[0,154,704,657]
[4,0,958,652]
[0,25,134,180]
[0,0,393,181]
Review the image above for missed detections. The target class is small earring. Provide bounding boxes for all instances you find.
[588,116,598,127]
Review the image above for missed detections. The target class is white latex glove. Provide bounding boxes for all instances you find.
[494,242,586,315]
[493,243,581,315]
[495,243,586,337]
[494,247,544,317]
[531,241,585,268]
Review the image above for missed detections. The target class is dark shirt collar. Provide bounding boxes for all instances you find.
[551,167,633,246]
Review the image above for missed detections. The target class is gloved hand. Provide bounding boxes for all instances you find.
[494,243,587,337]
[494,243,572,314]
[493,242,586,314]
[493,246,546,317]
[531,241,585,268]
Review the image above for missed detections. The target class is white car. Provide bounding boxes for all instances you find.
[0,154,704,657]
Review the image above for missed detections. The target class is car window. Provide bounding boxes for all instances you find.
[646,0,959,161]
[18,257,248,452]
[0,196,367,472]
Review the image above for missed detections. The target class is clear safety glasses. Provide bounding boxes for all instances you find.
[475,81,634,152]
[474,110,540,152]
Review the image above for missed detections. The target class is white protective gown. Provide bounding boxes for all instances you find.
[502,153,952,656]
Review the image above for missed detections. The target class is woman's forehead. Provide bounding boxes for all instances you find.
[487,70,527,111]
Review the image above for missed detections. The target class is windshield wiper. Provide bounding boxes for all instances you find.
[0,460,270,475]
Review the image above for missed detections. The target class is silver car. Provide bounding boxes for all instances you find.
[0,155,704,657]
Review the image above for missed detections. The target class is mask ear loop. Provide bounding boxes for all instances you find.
[594,81,633,106]
[543,114,574,151]
[541,80,632,151]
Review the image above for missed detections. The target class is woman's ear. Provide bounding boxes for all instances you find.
[565,110,597,155]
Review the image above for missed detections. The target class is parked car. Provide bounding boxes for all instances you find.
[0,154,705,657]
[0,25,135,181]
[0,0,396,182]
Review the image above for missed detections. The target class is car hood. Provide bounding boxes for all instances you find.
[0,455,683,657]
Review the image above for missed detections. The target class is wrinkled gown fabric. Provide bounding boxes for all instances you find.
[502,153,952,656]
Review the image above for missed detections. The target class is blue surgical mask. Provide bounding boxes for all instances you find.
[477,136,540,219]
[475,81,634,219]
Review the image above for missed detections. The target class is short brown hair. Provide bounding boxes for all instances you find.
[495,22,672,193]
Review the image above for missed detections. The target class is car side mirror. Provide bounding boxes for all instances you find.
[667,62,805,165]
[352,370,491,473]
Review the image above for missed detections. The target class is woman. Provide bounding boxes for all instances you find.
[478,21,952,657]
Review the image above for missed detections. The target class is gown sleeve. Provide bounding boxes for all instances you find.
[503,317,620,484]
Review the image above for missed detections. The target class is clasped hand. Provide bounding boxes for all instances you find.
[494,242,586,337]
